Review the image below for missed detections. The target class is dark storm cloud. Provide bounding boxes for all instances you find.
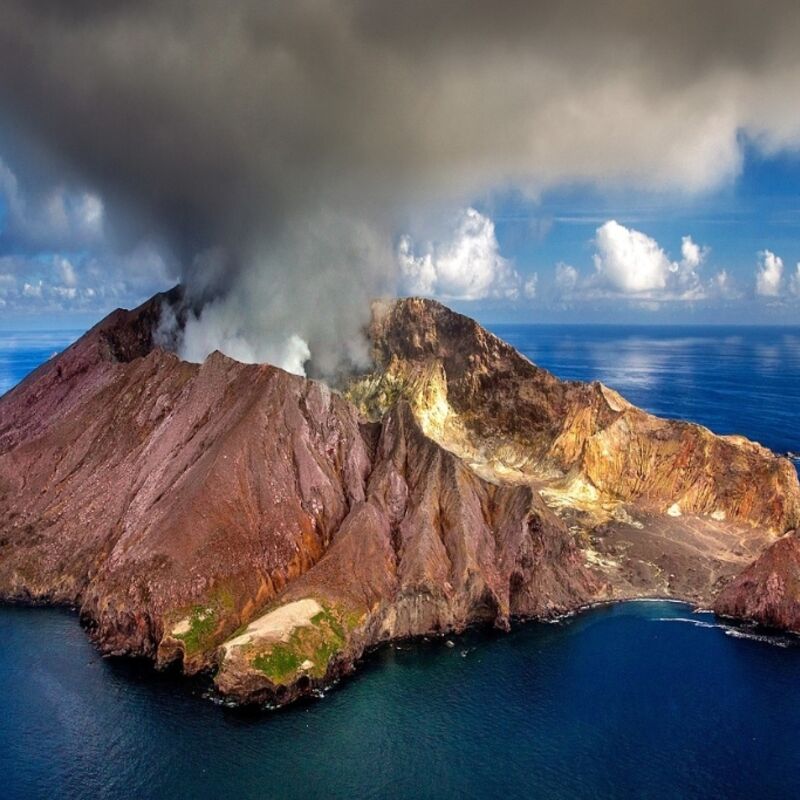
[1,0,799,370]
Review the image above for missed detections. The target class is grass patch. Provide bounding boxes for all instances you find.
[345,609,364,631]
[173,584,237,656]
[174,605,218,655]
[253,645,303,684]
[250,602,363,685]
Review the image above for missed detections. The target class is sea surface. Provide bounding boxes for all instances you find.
[2,325,800,800]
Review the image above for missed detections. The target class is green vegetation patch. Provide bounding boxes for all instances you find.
[173,585,237,656]
[251,602,363,685]
[253,644,304,684]
[174,605,218,655]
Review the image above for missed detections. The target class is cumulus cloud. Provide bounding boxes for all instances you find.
[755,249,784,296]
[593,221,674,293]
[398,209,520,301]
[753,251,800,302]
[591,221,709,300]
[0,2,800,362]
[523,274,539,300]
[680,236,708,270]
[712,269,741,300]
[555,263,580,295]
[547,221,737,309]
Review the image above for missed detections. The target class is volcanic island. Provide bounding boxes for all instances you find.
[1,289,798,706]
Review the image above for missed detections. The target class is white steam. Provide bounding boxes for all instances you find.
[180,308,311,376]
[174,211,394,377]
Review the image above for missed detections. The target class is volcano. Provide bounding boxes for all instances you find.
[1,289,798,706]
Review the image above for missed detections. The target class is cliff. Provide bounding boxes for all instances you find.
[1,291,798,706]
[714,533,800,632]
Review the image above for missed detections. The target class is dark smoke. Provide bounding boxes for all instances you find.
[1,1,799,373]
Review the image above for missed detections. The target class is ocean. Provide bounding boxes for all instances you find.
[2,325,800,799]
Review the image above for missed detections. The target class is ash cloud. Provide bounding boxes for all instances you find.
[1,1,800,373]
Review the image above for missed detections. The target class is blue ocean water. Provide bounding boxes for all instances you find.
[2,325,800,800]
[0,330,83,396]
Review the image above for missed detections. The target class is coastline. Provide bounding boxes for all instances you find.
[4,593,795,712]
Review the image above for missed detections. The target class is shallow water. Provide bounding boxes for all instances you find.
[2,325,800,799]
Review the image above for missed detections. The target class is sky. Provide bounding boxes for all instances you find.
[6,145,800,330]
[0,2,799,354]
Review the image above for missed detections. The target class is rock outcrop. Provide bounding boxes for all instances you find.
[1,290,798,706]
[714,533,800,632]
[352,298,800,532]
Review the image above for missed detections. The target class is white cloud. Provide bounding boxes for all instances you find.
[680,236,700,269]
[790,263,800,297]
[591,221,708,300]
[755,249,784,296]
[554,262,579,296]
[712,269,740,299]
[55,256,78,288]
[594,221,667,293]
[0,157,175,315]
[550,222,734,309]
[398,208,520,301]
[523,274,538,299]
[0,249,174,314]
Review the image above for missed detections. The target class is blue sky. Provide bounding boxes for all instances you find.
[457,145,800,325]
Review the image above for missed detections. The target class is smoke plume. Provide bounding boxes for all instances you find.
[1,1,799,373]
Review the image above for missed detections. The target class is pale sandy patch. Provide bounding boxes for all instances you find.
[222,598,323,656]
[600,384,631,412]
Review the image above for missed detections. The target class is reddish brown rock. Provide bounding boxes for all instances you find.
[0,290,373,672]
[714,532,800,632]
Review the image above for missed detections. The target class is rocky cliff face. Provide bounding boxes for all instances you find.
[352,299,800,533]
[714,533,800,632]
[1,291,798,706]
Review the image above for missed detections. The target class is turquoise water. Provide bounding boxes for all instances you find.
[2,325,800,799]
